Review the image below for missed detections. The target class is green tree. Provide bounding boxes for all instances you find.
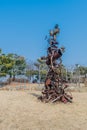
[0,48,2,54]
[0,50,26,80]
[25,60,35,81]
[0,53,15,77]
[8,54,26,80]
[34,59,48,82]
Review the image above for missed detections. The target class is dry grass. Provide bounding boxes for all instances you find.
[0,82,87,92]
[0,89,87,130]
[0,82,43,91]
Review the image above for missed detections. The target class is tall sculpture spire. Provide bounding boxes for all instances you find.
[39,24,73,103]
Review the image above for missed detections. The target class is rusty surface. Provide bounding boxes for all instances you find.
[39,24,73,103]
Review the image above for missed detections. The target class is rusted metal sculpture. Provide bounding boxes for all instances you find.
[39,24,73,103]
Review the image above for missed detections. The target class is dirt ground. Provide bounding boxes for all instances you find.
[0,90,87,130]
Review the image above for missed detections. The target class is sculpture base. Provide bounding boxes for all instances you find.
[38,87,73,103]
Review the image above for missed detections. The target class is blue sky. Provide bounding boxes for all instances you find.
[0,0,87,66]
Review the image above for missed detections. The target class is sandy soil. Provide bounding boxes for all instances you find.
[0,90,87,130]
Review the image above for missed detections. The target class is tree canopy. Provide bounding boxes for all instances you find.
[0,49,26,77]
